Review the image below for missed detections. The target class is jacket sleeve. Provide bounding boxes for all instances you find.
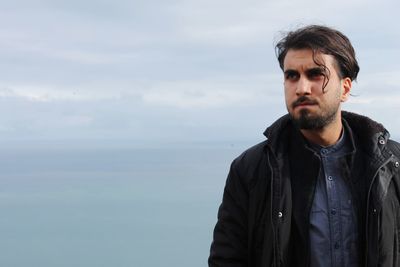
[208,157,249,267]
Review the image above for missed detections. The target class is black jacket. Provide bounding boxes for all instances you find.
[209,111,400,267]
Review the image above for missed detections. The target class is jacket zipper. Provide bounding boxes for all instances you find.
[266,145,281,267]
[364,154,393,266]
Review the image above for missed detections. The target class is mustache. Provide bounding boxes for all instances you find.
[292,96,318,108]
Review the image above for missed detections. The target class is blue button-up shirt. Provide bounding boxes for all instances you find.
[308,130,358,267]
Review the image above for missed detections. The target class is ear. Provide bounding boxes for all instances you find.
[340,77,352,102]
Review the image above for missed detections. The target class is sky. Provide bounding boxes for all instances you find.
[1,0,400,147]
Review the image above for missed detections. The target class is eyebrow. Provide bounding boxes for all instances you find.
[306,67,326,75]
[284,67,326,76]
[283,69,298,76]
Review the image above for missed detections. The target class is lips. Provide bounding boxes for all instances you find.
[292,97,318,109]
[295,101,317,107]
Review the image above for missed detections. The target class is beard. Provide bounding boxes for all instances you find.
[291,109,337,129]
[289,97,340,130]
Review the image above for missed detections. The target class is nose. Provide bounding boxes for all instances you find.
[295,77,312,96]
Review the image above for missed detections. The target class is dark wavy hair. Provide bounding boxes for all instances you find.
[275,25,360,82]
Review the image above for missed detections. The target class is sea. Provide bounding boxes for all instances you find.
[0,140,255,267]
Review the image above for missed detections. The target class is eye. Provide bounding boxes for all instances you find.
[307,68,325,80]
[284,71,299,81]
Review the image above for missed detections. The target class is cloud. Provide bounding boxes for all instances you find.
[348,94,400,108]
[359,70,400,89]
[141,74,281,108]
[0,85,105,102]
[175,0,385,47]
[0,81,149,104]
[142,86,252,108]
[0,0,399,143]
[0,71,283,106]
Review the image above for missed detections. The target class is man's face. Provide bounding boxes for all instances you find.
[283,49,351,130]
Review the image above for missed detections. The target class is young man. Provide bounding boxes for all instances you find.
[208,25,400,267]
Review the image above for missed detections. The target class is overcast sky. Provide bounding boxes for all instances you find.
[1,0,399,146]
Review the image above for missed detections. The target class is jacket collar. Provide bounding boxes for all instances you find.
[263,111,390,157]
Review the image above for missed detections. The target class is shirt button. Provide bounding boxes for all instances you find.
[331,209,336,215]
[334,243,340,249]
[327,176,333,181]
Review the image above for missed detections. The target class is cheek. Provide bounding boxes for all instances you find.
[284,88,293,109]
[284,83,295,97]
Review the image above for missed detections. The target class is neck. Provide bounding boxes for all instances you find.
[300,115,343,147]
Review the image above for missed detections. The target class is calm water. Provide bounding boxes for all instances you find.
[0,143,250,267]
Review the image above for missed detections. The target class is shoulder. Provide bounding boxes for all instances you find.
[388,139,400,158]
[232,140,268,169]
[229,140,270,189]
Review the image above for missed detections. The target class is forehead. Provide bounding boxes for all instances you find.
[283,49,336,71]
